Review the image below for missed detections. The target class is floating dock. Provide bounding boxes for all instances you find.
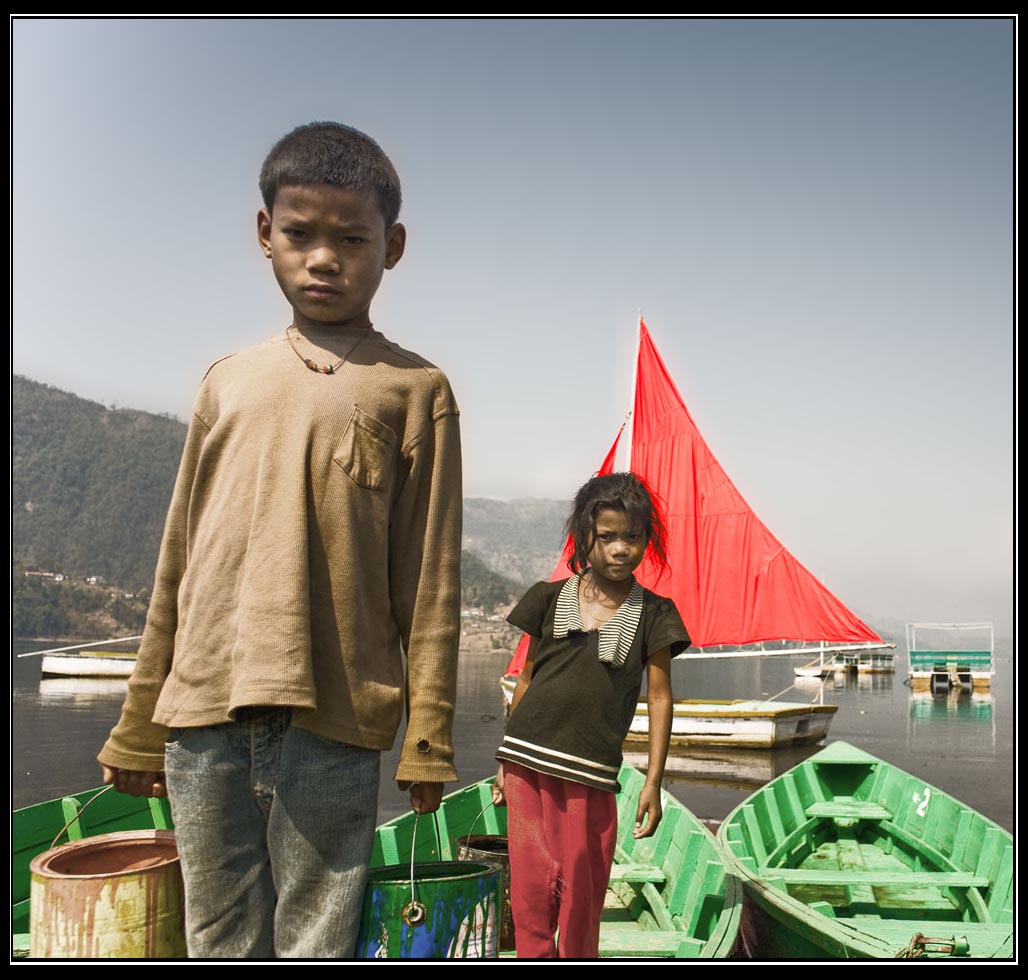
[906,622,994,693]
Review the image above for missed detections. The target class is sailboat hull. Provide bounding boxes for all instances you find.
[40,653,137,678]
[500,677,835,749]
[627,699,836,749]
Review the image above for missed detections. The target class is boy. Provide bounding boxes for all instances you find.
[97,122,462,959]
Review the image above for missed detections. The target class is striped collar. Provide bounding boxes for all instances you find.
[553,574,644,669]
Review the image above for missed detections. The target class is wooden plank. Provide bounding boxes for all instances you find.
[640,882,675,930]
[598,928,704,957]
[740,804,767,864]
[432,807,454,861]
[609,864,665,884]
[375,825,401,866]
[665,830,709,918]
[757,868,990,888]
[806,799,892,821]
[986,844,1013,920]
[147,796,175,830]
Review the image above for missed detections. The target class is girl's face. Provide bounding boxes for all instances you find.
[587,507,647,586]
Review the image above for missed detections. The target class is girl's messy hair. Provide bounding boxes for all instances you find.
[565,472,669,580]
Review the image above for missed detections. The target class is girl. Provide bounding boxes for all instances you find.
[493,472,690,959]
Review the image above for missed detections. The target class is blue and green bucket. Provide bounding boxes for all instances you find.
[356,861,499,959]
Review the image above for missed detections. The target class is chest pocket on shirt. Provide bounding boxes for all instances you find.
[334,406,397,491]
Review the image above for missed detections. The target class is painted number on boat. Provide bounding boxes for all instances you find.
[912,787,931,818]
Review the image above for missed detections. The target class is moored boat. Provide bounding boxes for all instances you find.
[40,651,138,678]
[627,699,837,749]
[500,674,836,749]
[717,741,1013,959]
[907,622,994,693]
[853,650,896,674]
[794,646,896,679]
[13,764,742,959]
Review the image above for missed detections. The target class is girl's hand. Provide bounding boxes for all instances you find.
[491,763,506,806]
[633,784,662,838]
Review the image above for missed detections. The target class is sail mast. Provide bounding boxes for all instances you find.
[624,310,643,471]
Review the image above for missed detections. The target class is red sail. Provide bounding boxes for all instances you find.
[503,429,623,676]
[630,319,881,647]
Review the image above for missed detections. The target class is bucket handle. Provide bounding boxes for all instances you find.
[401,812,429,927]
[49,784,115,850]
[457,801,495,861]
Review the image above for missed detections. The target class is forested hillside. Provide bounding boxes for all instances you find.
[12,376,187,590]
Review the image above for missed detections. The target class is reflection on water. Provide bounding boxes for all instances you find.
[624,743,822,793]
[38,678,129,703]
[907,688,996,763]
[909,690,994,724]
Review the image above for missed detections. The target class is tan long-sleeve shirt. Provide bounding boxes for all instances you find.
[98,324,462,783]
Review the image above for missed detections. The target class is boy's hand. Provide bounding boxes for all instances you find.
[398,781,444,814]
[491,764,506,807]
[633,784,662,839]
[101,764,167,798]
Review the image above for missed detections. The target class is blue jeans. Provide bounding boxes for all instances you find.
[164,708,380,958]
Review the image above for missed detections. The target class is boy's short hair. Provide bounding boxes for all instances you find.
[259,122,402,227]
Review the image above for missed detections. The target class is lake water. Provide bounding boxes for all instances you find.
[11,637,1014,834]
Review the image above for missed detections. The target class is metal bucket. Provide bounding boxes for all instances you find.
[29,829,186,958]
[356,861,499,958]
[457,834,514,951]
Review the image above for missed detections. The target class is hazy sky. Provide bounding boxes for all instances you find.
[11,17,1014,631]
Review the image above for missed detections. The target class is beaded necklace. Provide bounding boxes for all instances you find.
[286,325,369,375]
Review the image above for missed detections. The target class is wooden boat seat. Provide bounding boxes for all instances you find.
[608,863,666,884]
[758,868,990,888]
[598,928,705,957]
[805,799,892,821]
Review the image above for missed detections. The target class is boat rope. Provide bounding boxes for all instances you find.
[764,680,799,702]
[17,635,143,658]
[895,932,970,958]
[49,784,115,850]
[765,665,836,705]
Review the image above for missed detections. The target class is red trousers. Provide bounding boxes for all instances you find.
[504,762,618,959]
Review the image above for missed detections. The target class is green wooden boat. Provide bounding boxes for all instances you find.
[717,741,1013,959]
[13,765,741,959]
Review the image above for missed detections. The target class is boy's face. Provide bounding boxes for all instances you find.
[257,183,405,331]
